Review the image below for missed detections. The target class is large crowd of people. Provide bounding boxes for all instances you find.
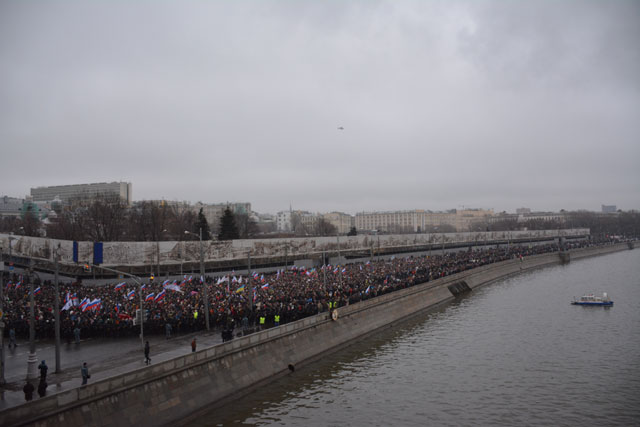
[0,237,625,341]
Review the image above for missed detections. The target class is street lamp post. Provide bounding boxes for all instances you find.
[322,250,327,290]
[26,260,38,380]
[0,244,5,385]
[247,251,253,313]
[53,245,61,373]
[156,229,168,280]
[185,229,210,331]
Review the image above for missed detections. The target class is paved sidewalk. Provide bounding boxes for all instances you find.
[0,330,224,411]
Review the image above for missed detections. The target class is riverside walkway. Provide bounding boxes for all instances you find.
[0,330,223,411]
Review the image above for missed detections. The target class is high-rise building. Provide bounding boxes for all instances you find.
[601,205,617,214]
[30,182,132,205]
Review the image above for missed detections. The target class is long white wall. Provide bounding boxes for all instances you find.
[0,229,589,267]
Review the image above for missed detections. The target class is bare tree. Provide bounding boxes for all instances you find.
[84,194,128,241]
[127,201,170,241]
[21,204,42,236]
[235,213,259,239]
[314,218,337,236]
[165,204,197,240]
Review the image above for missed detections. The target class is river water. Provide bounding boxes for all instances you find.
[192,249,640,426]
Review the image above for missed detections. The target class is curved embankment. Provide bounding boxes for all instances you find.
[1,243,631,427]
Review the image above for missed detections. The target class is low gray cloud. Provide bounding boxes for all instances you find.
[1,1,638,214]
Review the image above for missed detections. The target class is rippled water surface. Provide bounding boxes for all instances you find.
[193,250,640,426]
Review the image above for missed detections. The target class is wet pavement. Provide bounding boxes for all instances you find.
[0,329,224,410]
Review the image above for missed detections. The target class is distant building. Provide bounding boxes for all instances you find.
[0,196,24,218]
[356,210,426,233]
[30,182,132,205]
[601,205,617,214]
[516,208,531,214]
[322,212,354,234]
[294,211,319,233]
[276,210,292,232]
[517,211,567,223]
[276,209,323,234]
[356,208,493,233]
[194,202,252,231]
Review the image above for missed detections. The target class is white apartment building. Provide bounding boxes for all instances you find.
[276,210,292,232]
[356,210,426,233]
[356,209,494,233]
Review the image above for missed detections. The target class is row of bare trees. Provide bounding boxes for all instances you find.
[469,211,640,237]
[0,196,254,242]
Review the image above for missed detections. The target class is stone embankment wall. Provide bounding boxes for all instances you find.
[1,229,588,267]
[0,242,628,427]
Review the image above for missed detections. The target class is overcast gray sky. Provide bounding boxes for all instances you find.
[1,1,638,214]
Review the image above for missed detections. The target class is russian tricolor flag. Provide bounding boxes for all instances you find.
[115,282,126,291]
[127,289,135,300]
[261,283,270,289]
[33,287,42,295]
[84,298,101,312]
[145,293,155,302]
[155,290,166,302]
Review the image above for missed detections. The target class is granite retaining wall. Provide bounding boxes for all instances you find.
[0,243,630,427]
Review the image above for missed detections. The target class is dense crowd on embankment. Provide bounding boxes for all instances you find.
[1,237,628,341]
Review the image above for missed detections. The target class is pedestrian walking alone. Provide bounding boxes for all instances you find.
[144,341,151,365]
[165,322,172,339]
[191,338,197,353]
[38,360,48,381]
[81,362,90,385]
[37,379,48,398]
[74,327,81,344]
[23,381,35,401]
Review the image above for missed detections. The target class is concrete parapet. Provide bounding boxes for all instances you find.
[0,243,630,427]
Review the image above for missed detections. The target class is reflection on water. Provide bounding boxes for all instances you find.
[188,250,640,427]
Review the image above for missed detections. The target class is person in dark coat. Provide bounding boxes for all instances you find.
[37,379,48,398]
[81,362,90,385]
[144,341,151,365]
[38,360,48,381]
[23,381,35,401]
